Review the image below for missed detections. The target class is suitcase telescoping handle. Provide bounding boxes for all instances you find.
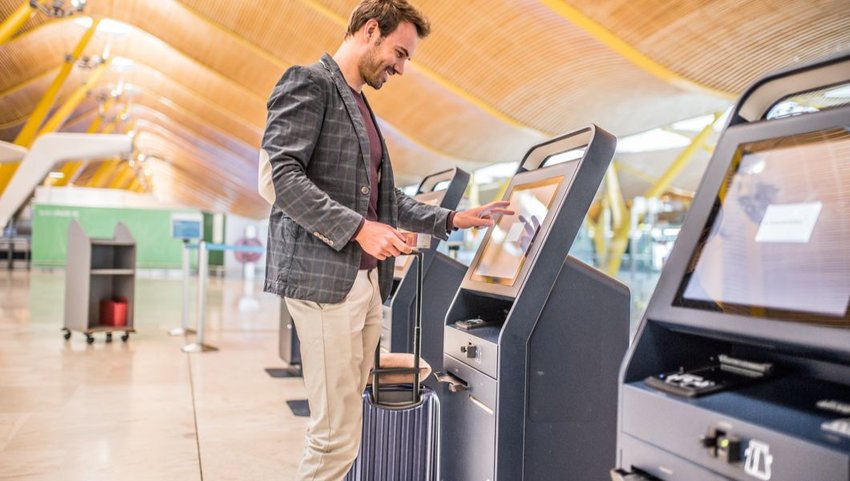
[372,250,424,407]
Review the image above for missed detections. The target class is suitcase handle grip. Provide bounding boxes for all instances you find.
[373,251,425,406]
[434,371,468,393]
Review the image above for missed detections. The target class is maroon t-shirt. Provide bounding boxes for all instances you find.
[350,87,383,270]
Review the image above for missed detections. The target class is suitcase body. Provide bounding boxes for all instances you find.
[344,386,440,481]
[345,251,440,481]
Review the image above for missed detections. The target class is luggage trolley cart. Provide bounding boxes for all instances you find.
[63,220,136,344]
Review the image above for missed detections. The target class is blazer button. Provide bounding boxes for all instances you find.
[361,186,370,195]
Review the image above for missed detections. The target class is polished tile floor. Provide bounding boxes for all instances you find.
[0,269,307,480]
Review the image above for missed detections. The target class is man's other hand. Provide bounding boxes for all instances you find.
[354,220,413,260]
[453,201,515,229]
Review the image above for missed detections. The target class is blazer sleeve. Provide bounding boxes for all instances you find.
[394,188,452,241]
[261,66,362,252]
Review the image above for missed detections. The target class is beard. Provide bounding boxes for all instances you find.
[358,42,388,90]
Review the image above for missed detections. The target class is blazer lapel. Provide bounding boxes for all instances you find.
[320,53,372,184]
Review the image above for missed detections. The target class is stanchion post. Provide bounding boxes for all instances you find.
[182,241,217,352]
[169,239,197,336]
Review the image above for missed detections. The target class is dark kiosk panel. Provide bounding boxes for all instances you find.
[614,53,850,481]
[381,168,470,381]
[437,127,630,481]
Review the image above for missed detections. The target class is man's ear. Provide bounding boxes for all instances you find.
[364,18,379,41]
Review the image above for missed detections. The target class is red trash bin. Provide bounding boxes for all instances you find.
[99,297,128,326]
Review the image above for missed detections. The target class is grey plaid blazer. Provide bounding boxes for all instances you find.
[261,53,451,303]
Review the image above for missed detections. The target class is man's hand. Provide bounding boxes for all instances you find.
[453,201,515,229]
[354,219,413,260]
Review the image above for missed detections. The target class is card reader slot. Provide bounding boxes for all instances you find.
[435,371,468,393]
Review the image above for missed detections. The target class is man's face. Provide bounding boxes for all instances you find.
[358,21,419,90]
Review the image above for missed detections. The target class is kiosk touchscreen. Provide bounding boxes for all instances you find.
[438,127,630,481]
[614,53,850,481]
[380,168,470,378]
[470,176,561,286]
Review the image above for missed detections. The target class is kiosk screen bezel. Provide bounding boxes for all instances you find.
[461,159,582,298]
[672,127,850,325]
[651,107,850,335]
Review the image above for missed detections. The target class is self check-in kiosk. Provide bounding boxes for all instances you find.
[381,168,470,373]
[613,53,850,481]
[278,168,469,375]
[437,127,630,481]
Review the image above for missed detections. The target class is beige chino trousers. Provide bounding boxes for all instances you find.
[285,269,383,481]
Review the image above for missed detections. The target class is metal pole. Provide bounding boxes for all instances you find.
[196,242,207,343]
[182,241,217,352]
[169,240,196,336]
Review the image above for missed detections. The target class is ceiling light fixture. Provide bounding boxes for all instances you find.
[73,17,133,36]
[825,84,850,99]
[109,56,135,72]
[616,128,692,154]
[67,53,104,69]
[30,0,85,17]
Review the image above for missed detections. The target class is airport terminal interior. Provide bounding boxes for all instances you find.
[1,1,849,480]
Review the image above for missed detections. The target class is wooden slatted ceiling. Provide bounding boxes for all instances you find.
[561,0,850,94]
[0,8,538,163]
[172,0,546,161]
[0,0,847,218]
[63,105,257,166]
[0,62,262,146]
[190,0,729,134]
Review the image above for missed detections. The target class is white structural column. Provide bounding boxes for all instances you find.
[0,133,133,228]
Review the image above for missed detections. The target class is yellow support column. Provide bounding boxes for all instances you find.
[540,0,733,99]
[37,59,112,136]
[87,159,121,188]
[0,1,34,45]
[14,18,101,147]
[99,102,128,134]
[52,99,116,187]
[594,198,610,266]
[107,163,135,189]
[605,113,721,276]
[643,113,720,199]
[127,178,146,193]
[604,162,627,230]
[0,161,20,193]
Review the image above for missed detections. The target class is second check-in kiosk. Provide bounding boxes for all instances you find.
[381,168,470,375]
[279,168,469,374]
[438,127,630,481]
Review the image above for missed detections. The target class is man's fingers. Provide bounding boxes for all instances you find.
[390,228,408,242]
[384,238,404,257]
[489,207,516,216]
[389,234,412,255]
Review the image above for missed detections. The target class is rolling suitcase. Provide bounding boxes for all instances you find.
[344,251,440,481]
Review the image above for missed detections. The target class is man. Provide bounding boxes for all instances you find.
[259,1,512,479]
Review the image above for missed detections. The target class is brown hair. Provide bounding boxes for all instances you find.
[346,0,431,39]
